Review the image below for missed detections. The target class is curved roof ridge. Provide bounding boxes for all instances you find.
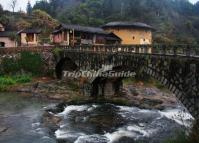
[102,21,154,30]
[60,23,109,34]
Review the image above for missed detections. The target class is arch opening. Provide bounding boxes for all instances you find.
[55,57,78,79]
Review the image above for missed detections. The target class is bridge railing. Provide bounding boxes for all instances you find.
[0,44,199,57]
[59,44,199,57]
[152,44,199,57]
[59,45,152,53]
[0,46,54,55]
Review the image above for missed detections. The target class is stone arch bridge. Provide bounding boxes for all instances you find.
[0,45,199,120]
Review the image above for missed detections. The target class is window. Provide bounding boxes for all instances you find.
[26,33,34,42]
[0,42,5,47]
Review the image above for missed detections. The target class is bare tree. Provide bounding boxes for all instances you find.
[10,0,17,13]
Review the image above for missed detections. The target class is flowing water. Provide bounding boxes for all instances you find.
[55,104,193,143]
[0,93,194,143]
[0,92,57,143]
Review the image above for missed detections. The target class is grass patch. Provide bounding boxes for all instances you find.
[0,75,32,91]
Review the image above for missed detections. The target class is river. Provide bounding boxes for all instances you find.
[0,92,194,143]
[0,92,57,143]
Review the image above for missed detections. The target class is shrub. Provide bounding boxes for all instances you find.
[52,47,64,57]
[1,52,44,76]
[1,58,21,74]
[19,52,43,75]
[14,75,32,83]
[0,76,16,85]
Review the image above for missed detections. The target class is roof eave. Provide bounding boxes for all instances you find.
[102,25,154,31]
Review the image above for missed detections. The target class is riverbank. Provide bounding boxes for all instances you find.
[6,77,179,111]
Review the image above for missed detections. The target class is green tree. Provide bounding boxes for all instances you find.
[26,1,32,15]
[16,19,31,29]
[0,4,3,14]
[10,0,17,13]
[33,0,54,16]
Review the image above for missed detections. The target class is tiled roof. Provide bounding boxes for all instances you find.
[52,24,121,41]
[102,21,154,30]
[54,24,109,35]
[18,28,41,34]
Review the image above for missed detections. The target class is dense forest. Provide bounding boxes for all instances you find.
[1,0,199,44]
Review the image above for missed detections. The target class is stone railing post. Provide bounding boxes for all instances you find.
[173,45,177,56]
[135,45,139,53]
[186,45,191,57]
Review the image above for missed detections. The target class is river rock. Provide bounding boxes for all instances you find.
[75,135,109,143]
[141,98,163,107]
[0,127,8,134]
[42,112,62,132]
[128,87,139,96]
[17,88,32,93]
[114,136,135,143]
[45,102,66,113]
[144,88,158,96]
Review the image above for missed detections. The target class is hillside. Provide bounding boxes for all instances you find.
[33,0,199,44]
[0,8,58,43]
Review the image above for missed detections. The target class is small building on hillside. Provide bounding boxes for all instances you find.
[51,24,121,46]
[17,29,41,46]
[0,23,5,32]
[0,23,16,47]
[102,22,154,45]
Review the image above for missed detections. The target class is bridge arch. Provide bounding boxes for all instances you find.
[56,50,199,119]
[55,57,78,79]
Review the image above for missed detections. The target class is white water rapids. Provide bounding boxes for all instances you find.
[55,104,193,143]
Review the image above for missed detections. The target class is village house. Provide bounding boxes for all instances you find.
[102,22,154,53]
[17,28,41,46]
[51,24,121,46]
[102,22,153,45]
[0,23,16,47]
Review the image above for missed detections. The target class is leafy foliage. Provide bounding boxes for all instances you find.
[0,52,44,76]
[0,4,3,14]
[19,52,43,75]
[26,1,33,16]
[33,0,199,44]
[52,47,64,57]
[0,5,58,44]
[1,58,21,75]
